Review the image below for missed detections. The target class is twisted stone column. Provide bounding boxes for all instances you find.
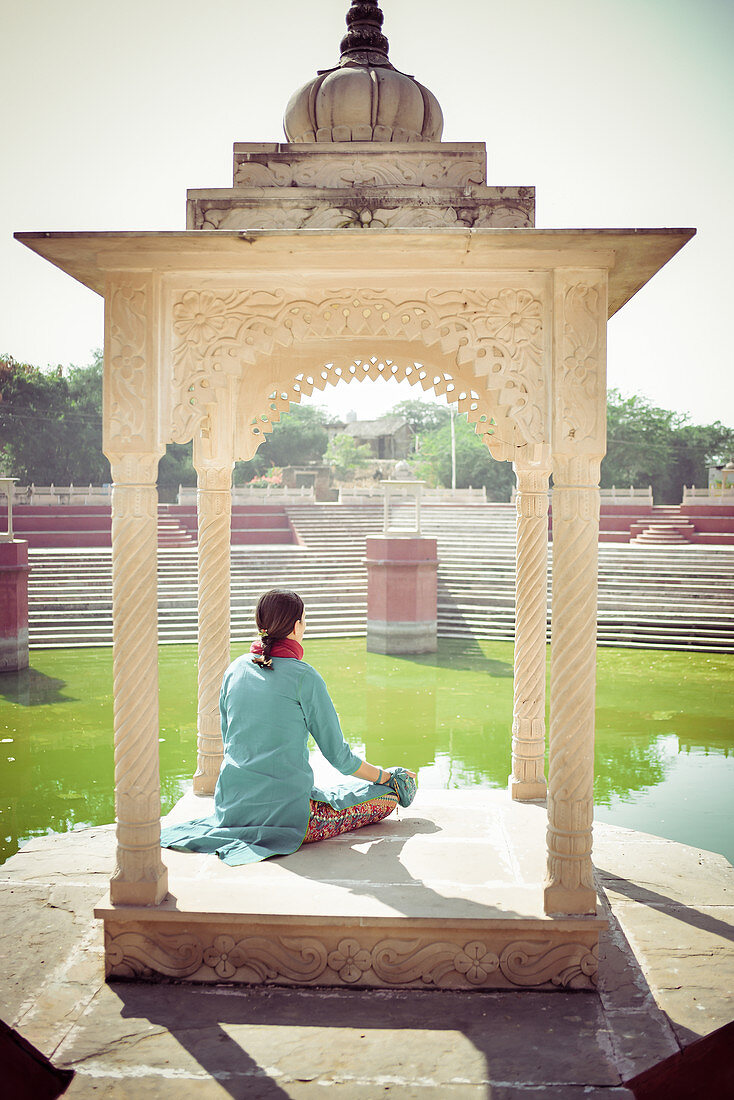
[544,455,601,915]
[193,463,233,794]
[109,453,168,906]
[510,464,550,800]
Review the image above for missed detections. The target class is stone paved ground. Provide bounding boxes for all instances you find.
[1,819,731,1098]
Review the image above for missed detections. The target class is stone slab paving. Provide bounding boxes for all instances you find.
[1,792,731,1097]
[154,790,553,922]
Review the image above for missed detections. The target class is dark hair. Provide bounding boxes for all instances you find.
[252,589,305,670]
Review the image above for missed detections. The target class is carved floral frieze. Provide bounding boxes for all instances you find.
[196,200,533,232]
[104,927,599,990]
[233,155,487,190]
[168,287,547,458]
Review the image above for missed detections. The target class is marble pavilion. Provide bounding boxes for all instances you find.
[16,1,693,989]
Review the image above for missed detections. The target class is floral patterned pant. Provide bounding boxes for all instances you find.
[302,793,398,844]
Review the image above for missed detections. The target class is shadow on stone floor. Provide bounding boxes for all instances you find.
[596,870,734,944]
[111,982,617,1099]
[271,815,532,922]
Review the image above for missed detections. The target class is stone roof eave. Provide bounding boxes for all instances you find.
[14,226,696,318]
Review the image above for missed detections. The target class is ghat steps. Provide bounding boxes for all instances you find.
[630,506,697,546]
[26,504,734,652]
[8,500,734,548]
[3,503,295,549]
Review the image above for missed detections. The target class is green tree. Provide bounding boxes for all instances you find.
[411,414,514,500]
[603,389,734,504]
[325,433,372,480]
[0,352,110,484]
[673,421,734,492]
[63,352,110,483]
[265,404,331,465]
[602,390,677,500]
[158,442,196,501]
[234,404,333,483]
[389,399,450,434]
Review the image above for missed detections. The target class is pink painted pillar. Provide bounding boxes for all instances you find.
[0,541,30,672]
[365,536,438,654]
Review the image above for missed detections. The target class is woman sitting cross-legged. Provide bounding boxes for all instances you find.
[160,589,417,866]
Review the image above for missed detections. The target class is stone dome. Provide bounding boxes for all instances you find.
[284,1,443,144]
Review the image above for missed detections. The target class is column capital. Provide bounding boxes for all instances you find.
[108,450,164,486]
[514,466,552,496]
[552,453,603,488]
[194,464,234,492]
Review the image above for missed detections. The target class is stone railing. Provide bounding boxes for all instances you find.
[512,484,653,505]
[683,485,734,504]
[12,483,112,505]
[339,486,487,504]
[177,484,315,505]
[599,485,653,501]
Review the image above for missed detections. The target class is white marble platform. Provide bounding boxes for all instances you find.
[95,790,605,990]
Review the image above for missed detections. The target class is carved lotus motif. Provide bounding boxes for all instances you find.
[173,291,229,345]
[327,938,372,982]
[565,350,596,383]
[203,934,247,979]
[111,345,143,381]
[454,941,500,984]
[485,289,543,347]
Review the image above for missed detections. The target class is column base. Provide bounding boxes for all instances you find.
[543,882,598,917]
[366,619,437,655]
[509,776,547,801]
[110,867,169,907]
[0,631,29,673]
[193,770,217,796]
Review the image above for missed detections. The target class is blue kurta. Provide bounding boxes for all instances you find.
[160,653,382,865]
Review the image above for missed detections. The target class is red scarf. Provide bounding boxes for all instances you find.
[249,638,304,660]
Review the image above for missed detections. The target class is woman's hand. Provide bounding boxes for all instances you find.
[352,761,416,784]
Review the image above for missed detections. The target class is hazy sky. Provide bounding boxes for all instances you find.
[2,0,732,424]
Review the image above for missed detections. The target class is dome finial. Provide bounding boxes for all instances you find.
[283,0,444,143]
[339,1,391,67]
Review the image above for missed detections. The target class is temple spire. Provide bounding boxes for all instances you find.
[339,0,391,67]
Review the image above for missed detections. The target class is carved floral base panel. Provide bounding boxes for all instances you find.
[103,918,602,992]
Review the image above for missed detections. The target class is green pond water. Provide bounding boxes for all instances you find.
[0,640,732,867]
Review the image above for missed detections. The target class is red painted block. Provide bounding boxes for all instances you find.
[0,540,30,672]
[365,536,438,654]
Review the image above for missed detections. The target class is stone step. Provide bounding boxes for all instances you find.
[24,523,734,652]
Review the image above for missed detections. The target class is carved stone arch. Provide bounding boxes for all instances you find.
[232,344,516,463]
[168,285,548,463]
